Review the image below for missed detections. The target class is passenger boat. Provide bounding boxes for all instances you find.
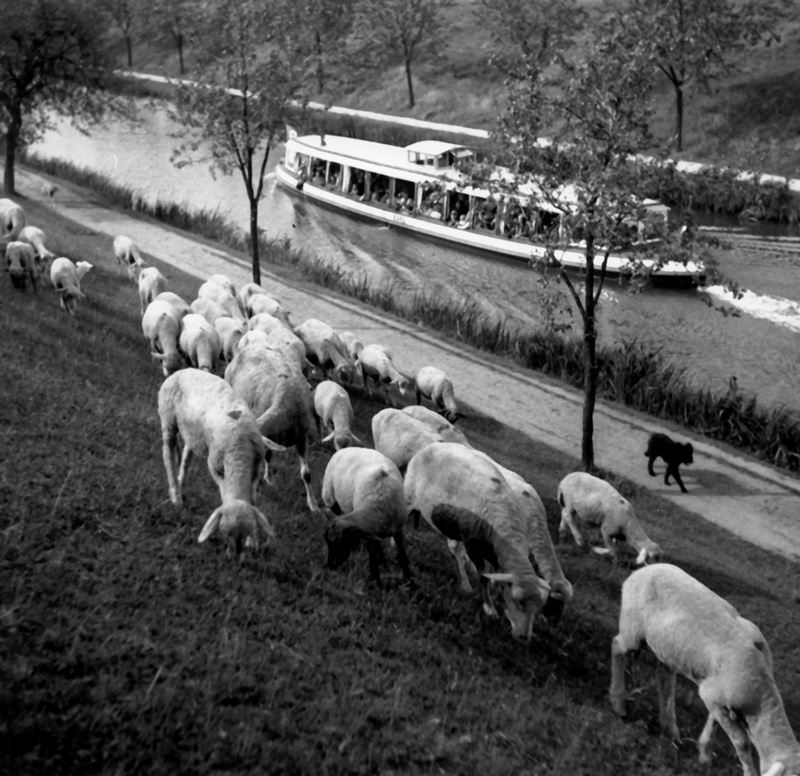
[275,132,705,287]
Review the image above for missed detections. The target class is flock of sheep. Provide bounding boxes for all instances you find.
[4,190,799,776]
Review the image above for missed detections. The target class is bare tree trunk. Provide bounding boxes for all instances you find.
[673,81,684,152]
[177,34,185,75]
[581,234,597,471]
[404,58,415,109]
[4,111,21,195]
[249,198,261,285]
[125,34,133,68]
[315,30,324,93]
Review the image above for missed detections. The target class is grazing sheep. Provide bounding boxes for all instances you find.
[158,369,285,556]
[50,257,92,316]
[191,296,228,326]
[321,447,413,586]
[405,443,563,640]
[415,366,461,423]
[357,343,412,401]
[198,280,245,320]
[610,563,800,776]
[645,432,694,493]
[179,313,222,373]
[18,226,56,266]
[372,407,445,474]
[314,381,362,450]
[235,329,271,353]
[248,311,288,336]
[142,299,187,376]
[138,267,168,316]
[402,405,470,446]
[225,344,319,512]
[238,281,270,316]
[263,327,315,378]
[206,273,237,298]
[214,316,247,362]
[248,294,293,328]
[0,198,26,240]
[557,472,662,564]
[113,235,147,280]
[5,241,42,291]
[41,181,58,199]
[339,330,364,361]
[154,291,192,320]
[294,318,359,386]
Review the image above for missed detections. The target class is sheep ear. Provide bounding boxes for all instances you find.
[349,432,363,446]
[198,507,223,543]
[152,352,166,361]
[322,431,335,443]
[592,547,613,556]
[483,572,514,585]
[761,763,785,776]
[635,548,648,565]
[261,436,287,452]
[253,506,276,538]
[228,409,242,420]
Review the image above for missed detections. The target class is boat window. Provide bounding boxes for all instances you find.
[419,182,445,220]
[503,198,530,240]
[296,154,310,174]
[393,179,416,213]
[447,192,470,228]
[326,161,342,189]
[348,169,366,199]
[310,158,326,185]
[370,174,391,205]
[473,195,499,232]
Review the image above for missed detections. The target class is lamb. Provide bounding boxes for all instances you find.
[402,405,470,446]
[206,273,237,298]
[405,443,564,640]
[237,281,270,316]
[191,296,228,325]
[5,241,42,291]
[197,280,244,320]
[645,432,694,493]
[154,291,192,320]
[225,343,319,512]
[214,316,247,362]
[50,257,92,316]
[142,299,188,376]
[372,407,447,474]
[0,198,26,240]
[113,235,147,280]
[314,380,362,450]
[557,472,662,564]
[357,343,412,401]
[138,267,168,315]
[158,369,285,556]
[610,563,800,776]
[294,318,359,386]
[415,366,461,423]
[248,294,293,328]
[18,226,56,266]
[339,330,364,361]
[321,447,413,586]
[179,313,222,373]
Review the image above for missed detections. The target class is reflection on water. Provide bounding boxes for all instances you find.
[31,99,800,415]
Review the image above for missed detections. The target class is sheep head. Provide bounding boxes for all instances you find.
[197,500,275,558]
[152,350,187,377]
[322,517,362,568]
[322,429,362,451]
[635,543,663,565]
[484,572,553,641]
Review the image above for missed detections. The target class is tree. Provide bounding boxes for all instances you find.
[350,0,452,109]
[0,1,115,195]
[294,0,355,94]
[99,0,138,69]
[145,0,191,76]
[477,0,585,79]
[169,0,311,285]
[616,0,789,152]
[491,22,688,470]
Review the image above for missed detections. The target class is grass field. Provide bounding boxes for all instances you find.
[2,198,800,775]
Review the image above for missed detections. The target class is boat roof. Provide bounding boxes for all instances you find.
[405,140,471,156]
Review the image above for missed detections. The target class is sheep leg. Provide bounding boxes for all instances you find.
[698,689,757,776]
[392,532,415,588]
[297,446,319,513]
[559,508,583,546]
[161,423,182,507]
[655,663,680,740]
[697,712,716,764]
[177,445,194,495]
[609,634,628,716]
[479,575,499,619]
[365,539,384,586]
[446,539,473,593]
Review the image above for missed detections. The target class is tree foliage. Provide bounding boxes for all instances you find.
[144,0,192,76]
[169,0,312,285]
[0,0,117,195]
[350,0,452,109]
[615,0,790,152]
[98,0,139,68]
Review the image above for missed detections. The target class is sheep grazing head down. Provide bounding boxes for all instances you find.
[484,572,559,641]
[334,362,359,386]
[322,519,362,569]
[197,499,275,558]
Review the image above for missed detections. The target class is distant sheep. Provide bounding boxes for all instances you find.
[113,235,147,280]
[198,280,244,320]
[372,407,446,474]
[294,318,359,386]
[214,316,247,362]
[18,226,56,266]
[142,299,187,376]
[357,344,412,402]
[248,294,293,328]
[158,369,285,556]
[206,273,237,298]
[138,267,168,316]
[0,198,26,241]
[50,257,92,316]
[248,312,287,337]
[415,366,461,423]
[5,241,42,291]
[339,331,364,361]
[237,281,270,316]
[191,296,228,326]
[645,432,694,493]
[401,405,470,446]
[179,313,221,373]
[314,380,362,450]
[154,291,192,320]
[611,563,800,776]
[321,447,413,587]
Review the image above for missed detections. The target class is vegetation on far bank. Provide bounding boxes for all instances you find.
[3,197,800,776]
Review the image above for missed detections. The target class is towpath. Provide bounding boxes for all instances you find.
[16,165,800,563]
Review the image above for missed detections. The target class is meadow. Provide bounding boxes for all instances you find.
[2,198,800,775]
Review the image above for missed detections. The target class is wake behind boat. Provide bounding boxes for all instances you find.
[275,132,705,287]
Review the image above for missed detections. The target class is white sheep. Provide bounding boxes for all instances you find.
[237,281,270,316]
[138,267,168,316]
[41,181,58,199]
[214,316,247,362]
[191,296,228,326]
[142,299,187,376]
[557,472,662,564]
[415,366,461,423]
[314,380,362,450]
[18,226,56,266]
[0,198,26,240]
[5,241,42,291]
[248,311,288,336]
[179,313,222,373]
[405,442,563,640]
[248,294,293,328]
[610,563,800,776]
[372,407,446,473]
[321,447,413,586]
[339,330,364,361]
[158,368,285,556]
[50,257,92,316]
[206,273,237,298]
[262,326,315,378]
[225,343,319,513]
[154,291,192,320]
[113,235,147,280]
[235,329,272,353]
[401,405,470,446]
[294,318,359,386]
[357,343,412,401]
[198,280,244,320]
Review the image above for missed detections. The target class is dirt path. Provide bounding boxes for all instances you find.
[16,165,800,563]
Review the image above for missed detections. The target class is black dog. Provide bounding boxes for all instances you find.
[645,433,693,493]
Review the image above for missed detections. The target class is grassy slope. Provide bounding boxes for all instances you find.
[2,199,800,775]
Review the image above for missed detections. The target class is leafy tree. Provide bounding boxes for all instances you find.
[146,0,191,76]
[0,1,116,195]
[294,0,355,94]
[477,0,585,79]
[615,0,789,152]
[350,0,452,109]
[99,0,138,68]
[169,0,311,285]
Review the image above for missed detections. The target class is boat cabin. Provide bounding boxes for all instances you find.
[405,141,474,170]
